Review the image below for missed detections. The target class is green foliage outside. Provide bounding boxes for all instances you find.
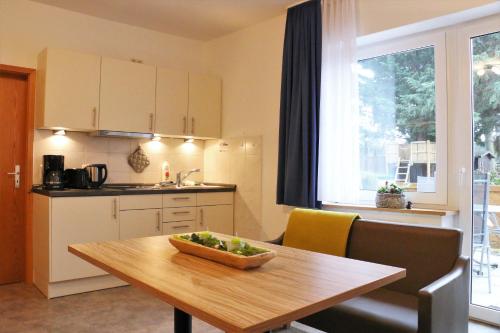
[472,32,500,158]
[359,46,436,145]
[473,32,500,185]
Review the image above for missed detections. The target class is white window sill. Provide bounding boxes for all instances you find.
[322,202,458,217]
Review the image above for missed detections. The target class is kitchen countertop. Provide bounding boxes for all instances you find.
[32,183,236,197]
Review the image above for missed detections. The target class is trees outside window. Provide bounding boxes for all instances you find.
[472,32,500,183]
[358,46,437,190]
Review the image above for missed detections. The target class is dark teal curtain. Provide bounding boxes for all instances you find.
[276,0,322,208]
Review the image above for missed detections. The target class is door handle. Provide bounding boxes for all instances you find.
[191,117,195,135]
[183,116,187,134]
[7,165,20,189]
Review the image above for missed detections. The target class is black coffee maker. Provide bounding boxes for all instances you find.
[43,155,64,190]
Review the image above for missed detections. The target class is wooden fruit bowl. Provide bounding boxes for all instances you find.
[169,234,276,270]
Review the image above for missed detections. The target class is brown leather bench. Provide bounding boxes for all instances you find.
[270,219,470,333]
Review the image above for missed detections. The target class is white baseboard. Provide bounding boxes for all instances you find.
[34,274,128,299]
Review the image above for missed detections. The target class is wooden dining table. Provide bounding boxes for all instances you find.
[69,234,406,333]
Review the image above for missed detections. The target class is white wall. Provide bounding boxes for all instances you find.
[0,0,204,70]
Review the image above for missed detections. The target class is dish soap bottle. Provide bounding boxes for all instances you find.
[161,161,170,182]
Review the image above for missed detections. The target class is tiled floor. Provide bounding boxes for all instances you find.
[0,283,498,333]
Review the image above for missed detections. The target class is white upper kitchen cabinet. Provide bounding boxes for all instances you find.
[187,73,221,138]
[50,196,119,282]
[99,57,156,133]
[155,67,189,136]
[35,48,101,131]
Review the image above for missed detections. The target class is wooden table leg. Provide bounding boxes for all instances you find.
[174,308,192,333]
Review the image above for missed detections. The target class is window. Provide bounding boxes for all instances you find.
[357,33,447,204]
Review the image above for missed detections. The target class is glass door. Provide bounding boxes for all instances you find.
[470,30,500,321]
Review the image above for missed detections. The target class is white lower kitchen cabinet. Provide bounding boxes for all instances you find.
[51,196,119,281]
[119,209,162,239]
[32,191,234,298]
[33,194,125,298]
[197,205,234,235]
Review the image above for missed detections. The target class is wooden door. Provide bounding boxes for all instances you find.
[51,196,120,282]
[197,205,234,235]
[35,48,101,131]
[156,67,188,136]
[100,57,156,133]
[119,209,162,240]
[188,73,221,138]
[0,70,28,284]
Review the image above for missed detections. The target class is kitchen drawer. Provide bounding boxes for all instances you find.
[163,193,196,207]
[196,192,233,206]
[163,207,196,222]
[162,221,195,235]
[120,194,162,210]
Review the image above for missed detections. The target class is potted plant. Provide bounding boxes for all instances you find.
[376,182,406,209]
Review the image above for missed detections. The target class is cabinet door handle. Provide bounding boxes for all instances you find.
[199,208,204,227]
[172,197,190,200]
[183,116,187,134]
[156,210,161,231]
[149,113,154,131]
[172,225,190,229]
[191,117,195,135]
[92,107,97,128]
[173,211,190,215]
[112,198,118,219]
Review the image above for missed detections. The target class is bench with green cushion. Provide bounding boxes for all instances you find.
[269,218,470,333]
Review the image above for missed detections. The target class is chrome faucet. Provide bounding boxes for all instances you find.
[176,168,201,187]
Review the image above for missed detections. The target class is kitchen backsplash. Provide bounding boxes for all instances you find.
[33,130,205,184]
[204,136,263,239]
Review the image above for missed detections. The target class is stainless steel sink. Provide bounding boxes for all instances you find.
[177,184,223,189]
[104,183,224,191]
[104,184,164,190]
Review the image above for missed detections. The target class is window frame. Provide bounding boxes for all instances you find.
[356,31,448,205]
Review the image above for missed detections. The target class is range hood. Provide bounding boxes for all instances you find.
[89,130,154,139]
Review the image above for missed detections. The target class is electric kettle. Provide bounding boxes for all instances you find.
[84,164,108,188]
